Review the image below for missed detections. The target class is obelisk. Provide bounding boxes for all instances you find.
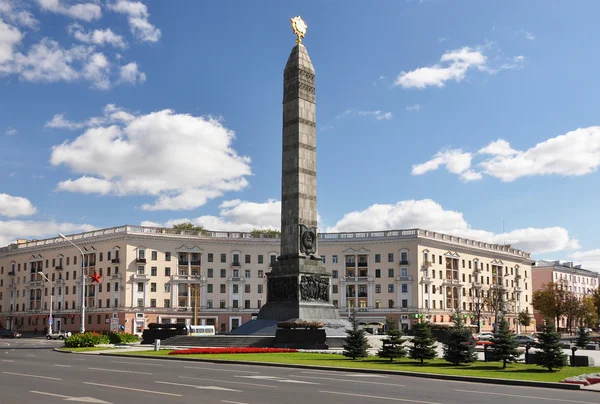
[258,17,340,322]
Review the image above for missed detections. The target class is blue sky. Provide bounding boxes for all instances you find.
[1,0,599,270]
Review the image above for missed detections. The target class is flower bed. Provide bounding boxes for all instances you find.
[277,321,323,329]
[561,373,600,386]
[169,347,298,355]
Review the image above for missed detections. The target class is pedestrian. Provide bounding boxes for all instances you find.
[34,327,37,335]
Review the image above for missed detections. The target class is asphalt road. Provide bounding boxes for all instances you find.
[0,339,598,404]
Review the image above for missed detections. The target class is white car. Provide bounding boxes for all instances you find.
[475,332,495,341]
[46,331,70,340]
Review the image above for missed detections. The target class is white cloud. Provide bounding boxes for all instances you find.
[50,106,252,211]
[38,0,101,21]
[337,109,392,121]
[0,0,38,28]
[0,220,95,247]
[570,250,600,272]
[82,52,110,90]
[325,199,578,254]
[0,193,37,217]
[68,23,126,48]
[118,61,145,84]
[412,149,481,182]
[108,0,161,43]
[45,104,135,129]
[5,127,17,135]
[0,17,22,67]
[517,29,535,41]
[414,126,600,182]
[395,47,488,89]
[499,55,526,71]
[405,104,422,112]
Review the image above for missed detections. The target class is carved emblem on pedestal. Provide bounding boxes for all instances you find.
[300,275,330,302]
[299,224,317,256]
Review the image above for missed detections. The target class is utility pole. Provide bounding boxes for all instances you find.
[38,272,52,333]
[59,233,86,333]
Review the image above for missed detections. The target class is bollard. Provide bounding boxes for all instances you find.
[525,342,531,364]
[571,346,578,367]
[483,344,488,362]
[154,338,161,351]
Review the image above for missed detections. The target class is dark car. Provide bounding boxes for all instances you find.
[0,330,22,339]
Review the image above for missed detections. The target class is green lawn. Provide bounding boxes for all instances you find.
[58,347,120,352]
[114,351,600,383]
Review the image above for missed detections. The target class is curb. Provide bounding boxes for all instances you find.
[96,352,583,391]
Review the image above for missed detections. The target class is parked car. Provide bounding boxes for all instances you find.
[0,330,22,339]
[514,334,539,346]
[474,332,495,341]
[46,331,69,340]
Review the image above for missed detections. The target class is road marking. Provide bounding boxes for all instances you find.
[222,401,248,404]
[301,370,388,378]
[1,359,14,362]
[320,391,441,404]
[26,354,36,357]
[72,358,87,361]
[297,375,404,387]
[31,391,111,403]
[110,361,163,367]
[88,367,152,375]
[3,371,62,381]
[156,381,241,392]
[82,382,181,397]
[54,364,72,368]
[454,389,597,403]
[237,375,318,384]
[184,366,259,374]
[180,376,277,389]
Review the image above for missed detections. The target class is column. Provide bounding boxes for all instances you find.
[187,252,191,276]
[131,282,135,308]
[187,284,191,308]
[443,286,447,309]
[171,283,177,307]
[340,279,346,308]
[200,283,207,309]
[367,282,374,308]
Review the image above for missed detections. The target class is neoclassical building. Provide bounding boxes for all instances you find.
[0,225,534,335]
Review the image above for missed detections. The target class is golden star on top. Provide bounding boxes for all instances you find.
[290,16,307,44]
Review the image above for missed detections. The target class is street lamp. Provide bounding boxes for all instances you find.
[58,233,86,333]
[38,271,52,334]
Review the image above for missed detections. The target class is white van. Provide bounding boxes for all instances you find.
[187,325,215,336]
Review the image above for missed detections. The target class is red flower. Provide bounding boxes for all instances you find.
[168,347,298,355]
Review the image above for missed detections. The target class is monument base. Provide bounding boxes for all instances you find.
[273,328,328,349]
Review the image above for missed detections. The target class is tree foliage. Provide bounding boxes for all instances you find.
[443,312,477,365]
[576,326,591,348]
[343,310,370,360]
[378,318,407,362]
[532,282,568,331]
[172,222,210,235]
[250,229,281,238]
[536,319,567,371]
[518,310,532,332]
[490,318,520,368]
[409,321,437,364]
[581,295,599,329]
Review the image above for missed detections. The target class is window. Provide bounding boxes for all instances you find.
[151,283,157,292]
[270,254,277,264]
[388,284,394,293]
[245,254,251,264]
[165,267,171,276]
[332,255,338,264]
[233,300,239,309]
[150,299,156,308]
[332,270,338,278]
[137,299,144,307]
[137,266,144,275]
[388,268,394,277]
[220,300,226,309]
[469,260,472,269]
[137,283,144,292]
[151,267,157,276]
[245,300,251,309]
[388,300,394,309]
[207,268,213,278]
[206,300,213,309]
[257,299,262,308]
[220,269,226,278]
[258,270,264,278]
[207,284,213,293]
[245,270,251,278]
[332,285,338,294]
[401,268,407,277]
[375,254,381,263]
[375,284,381,293]
[245,284,251,293]
[138,249,145,260]
[232,253,240,264]
[233,284,239,294]
[220,253,226,263]
[439,256,442,265]
[165,252,171,261]
[375,269,381,278]
[401,284,408,293]
[220,284,226,293]
[258,255,264,264]
[320,255,325,263]
[388,253,394,262]
[400,251,408,263]
[151,251,157,261]
[208,253,213,262]
[401,299,408,308]
[164,299,170,308]
[258,284,263,294]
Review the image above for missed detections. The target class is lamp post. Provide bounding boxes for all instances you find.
[58,233,86,333]
[37,271,52,334]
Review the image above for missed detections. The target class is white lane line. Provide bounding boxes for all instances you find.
[110,361,163,367]
[297,375,405,387]
[83,382,181,397]
[1,359,14,362]
[31,391,111,404]
[72,358,87,361]
[184,366,259,374]
[301,370,388,378]
[454,389,597,404]
[54,364,72,368]
[180,376,277,389]
[237,375,318,384]
[26,354,36,357]
[88,367,152,375]
[3,371,62,381]
[320,391,441,404]
[222,401,248,404]
[156,381,241,392]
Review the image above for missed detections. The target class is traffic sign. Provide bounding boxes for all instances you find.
[48,319,53,325]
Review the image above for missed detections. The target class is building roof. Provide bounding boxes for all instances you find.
[534,260,599,277]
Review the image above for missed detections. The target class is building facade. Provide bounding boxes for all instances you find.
[532,260,600,330]
[0,225,534,335]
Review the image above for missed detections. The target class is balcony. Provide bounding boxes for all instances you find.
[358,292,368,298]
[515,274,522,280]
[132,273,150,281]
[231,261,241,267]
[442,278,461,286]
[345,261,356,267]
[111,258,120,264]
[229,276,243,282]
[111,273,122,280]
[422,261,432,268]
[190,261,201,266]
[515,286,523,293]
[136,258,147,264]
[357,262,368,267]
[55,278,65,285]
[55,265,63,270]
[171,274,204,283]
[420,276,432,284]
[399,260,409,265]
[8,271,15,276]
[178,260,188,266]
[28,280,44,287]
[396,275,413,282]
[472,281,482,288]
[343,276,373,283]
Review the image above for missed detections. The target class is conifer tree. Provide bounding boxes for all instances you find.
[537,319,567,371]
[378,318,407,362]
[409,320,437,364]
[490,317,519,368]
[443,312,477,365]
[342,309,370,359]
[576,326,590,349]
